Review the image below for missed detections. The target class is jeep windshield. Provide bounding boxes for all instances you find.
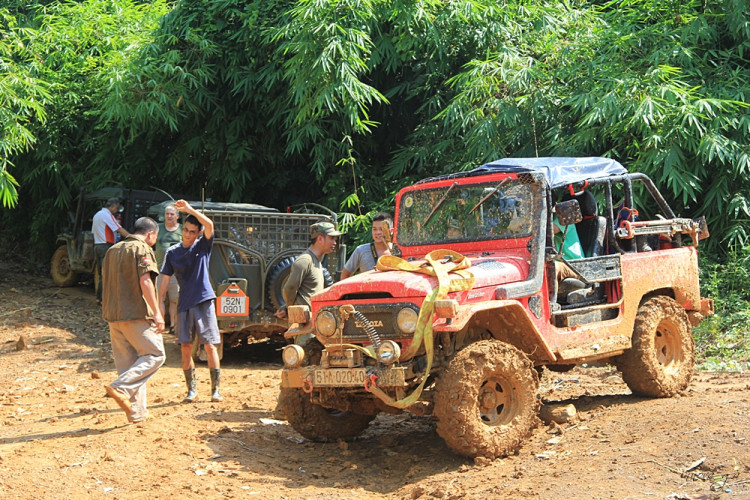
[397,178,534,246]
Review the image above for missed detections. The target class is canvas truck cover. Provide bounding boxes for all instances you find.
[416,157,628,189]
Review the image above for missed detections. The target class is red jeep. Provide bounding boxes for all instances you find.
[279,157,714,458]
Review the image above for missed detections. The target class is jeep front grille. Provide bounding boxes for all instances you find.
[320,303,419,341]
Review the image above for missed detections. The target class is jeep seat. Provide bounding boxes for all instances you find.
[566,190,606,258]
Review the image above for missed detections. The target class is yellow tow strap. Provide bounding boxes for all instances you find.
[354,249,475,409]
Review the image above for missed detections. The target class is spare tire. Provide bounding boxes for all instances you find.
[266,257,296,311]
[322,267,334,287]
[266,256,335,311]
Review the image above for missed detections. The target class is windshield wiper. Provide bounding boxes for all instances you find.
[468,178,510,215]
[423,181,458,227]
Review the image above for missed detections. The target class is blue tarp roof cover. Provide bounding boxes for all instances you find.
[474,157,628,189]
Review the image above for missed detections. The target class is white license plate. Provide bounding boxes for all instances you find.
[313,368,405,387]
[219,296,246,315]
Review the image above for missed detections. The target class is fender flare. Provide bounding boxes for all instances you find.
[433,300,556,363]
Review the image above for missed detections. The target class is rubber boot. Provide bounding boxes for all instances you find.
[183,369,197,403]
[210,368,223,402]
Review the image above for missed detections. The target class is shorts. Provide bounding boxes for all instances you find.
[156,274,180,302]
[176,300,221,345]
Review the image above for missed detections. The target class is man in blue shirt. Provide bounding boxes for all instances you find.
[158,200,223,403]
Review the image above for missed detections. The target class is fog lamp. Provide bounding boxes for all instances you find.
[397,308,418,333]
[376,340,401,365]
[282,344,305,368]
[316,310,338,337]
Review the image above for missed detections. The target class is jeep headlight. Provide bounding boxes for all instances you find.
[282,344,305,368]
[397,308,418,333]
[316,310,338,337]
[376,340,401,365]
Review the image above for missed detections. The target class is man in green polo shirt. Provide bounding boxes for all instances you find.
[155,204,182,333]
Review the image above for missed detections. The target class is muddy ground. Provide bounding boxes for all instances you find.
[1,259,749,500]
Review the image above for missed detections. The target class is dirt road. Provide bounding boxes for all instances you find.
[1,259,748,499]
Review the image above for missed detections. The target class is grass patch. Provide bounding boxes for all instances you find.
[694,248,750,370]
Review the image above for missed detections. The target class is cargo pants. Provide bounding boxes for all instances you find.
[107,319,165,422]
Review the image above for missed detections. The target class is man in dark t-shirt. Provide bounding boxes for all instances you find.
[159,200,223,403]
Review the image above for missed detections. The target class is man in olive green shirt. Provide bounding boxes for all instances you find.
[102,217,165,423]
[155,204,182,332]
[274,222,340,319]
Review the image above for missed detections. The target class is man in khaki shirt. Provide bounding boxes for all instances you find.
[102,217,165,423]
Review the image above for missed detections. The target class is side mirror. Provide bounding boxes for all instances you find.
[555,200,583,226]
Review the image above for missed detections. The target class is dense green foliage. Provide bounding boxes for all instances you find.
[1,0,169,257]
[0,8,50,208]
[695,249,750,368]
[2,0,750,249]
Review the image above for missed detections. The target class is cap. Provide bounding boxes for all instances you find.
[310,221,342,238]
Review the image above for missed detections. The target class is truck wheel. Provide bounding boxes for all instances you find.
[434,340,540,458]
[615,296,694,397]
[51,246,79,287]
[266,257,296,311]
[280,388,376,442]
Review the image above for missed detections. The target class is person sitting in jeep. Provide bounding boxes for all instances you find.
[553,209,584,282]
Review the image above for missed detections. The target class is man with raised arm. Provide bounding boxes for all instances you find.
[159,200,223,403]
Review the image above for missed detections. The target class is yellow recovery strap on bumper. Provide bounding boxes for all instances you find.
[350,249,475,409]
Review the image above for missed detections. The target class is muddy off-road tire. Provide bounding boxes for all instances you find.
[51,246,79,287]
[434,340,540,459]
[615,296,694,397]
[280,388,375,442]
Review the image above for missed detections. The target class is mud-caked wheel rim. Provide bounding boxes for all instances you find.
[59,257,71,275]
[654,320,683,374]
[478,374,518,426]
